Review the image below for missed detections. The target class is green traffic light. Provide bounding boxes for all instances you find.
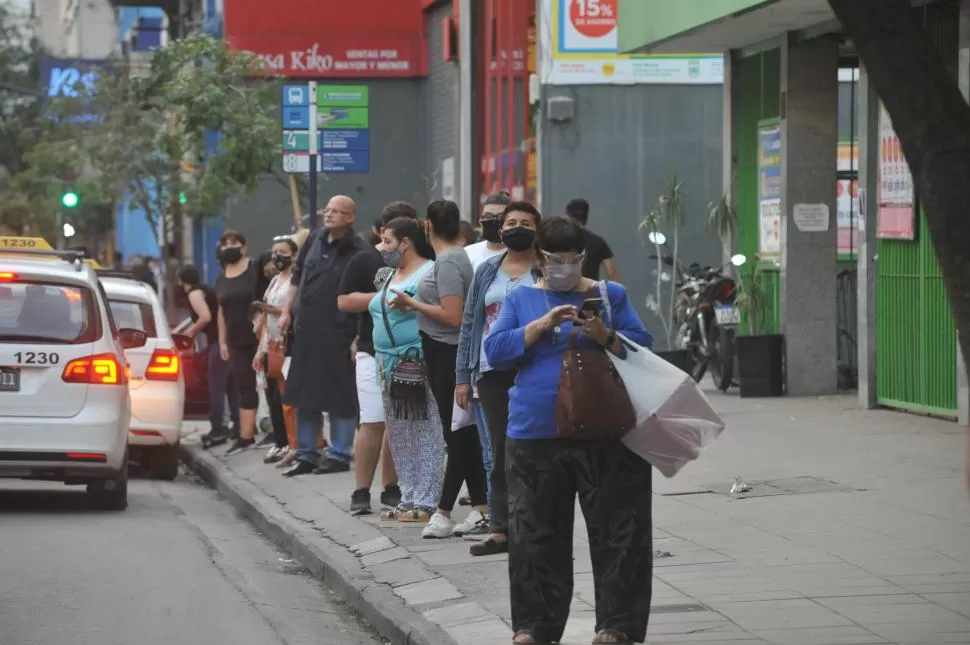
[178,192,187,205]
[61,192,79,208]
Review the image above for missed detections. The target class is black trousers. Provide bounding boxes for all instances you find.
[477,368,516,535]
[228,344,259,410]
[422,332,487,512]
[506,437,653,644]
[263,356,287,448]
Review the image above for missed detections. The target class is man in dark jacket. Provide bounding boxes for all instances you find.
[278,195,368,477]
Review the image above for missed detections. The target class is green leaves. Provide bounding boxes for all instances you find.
[29,34,281,234]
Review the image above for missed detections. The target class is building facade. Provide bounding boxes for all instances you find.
[618,0,966,420]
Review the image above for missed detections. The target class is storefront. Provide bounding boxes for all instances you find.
[618,0,962,419]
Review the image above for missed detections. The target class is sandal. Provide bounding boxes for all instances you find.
[380,505,411,520]
[397,507,432,523]
[513,630,554,645]
[592,629,632,644]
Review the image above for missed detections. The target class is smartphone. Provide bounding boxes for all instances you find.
[580,297,604,319]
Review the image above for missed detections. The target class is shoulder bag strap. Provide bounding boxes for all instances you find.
[379,275,397,347]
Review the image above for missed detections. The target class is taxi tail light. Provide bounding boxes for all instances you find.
[145,348,180,381]
[0,272,17,282]
[62,353,125,385]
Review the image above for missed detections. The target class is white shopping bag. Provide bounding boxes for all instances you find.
[282,356,291,380]
[610,334,726,478]
[451,394,475,431]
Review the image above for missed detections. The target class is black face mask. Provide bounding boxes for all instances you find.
[501,227,535,252]
[481,218,502,243]
[273,254,292,271]
[219,247,243,265]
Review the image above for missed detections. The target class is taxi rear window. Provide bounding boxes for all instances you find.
[108,299,158,338]
[0,281,98,344]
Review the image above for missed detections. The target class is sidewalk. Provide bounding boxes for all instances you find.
[180,391,970,645]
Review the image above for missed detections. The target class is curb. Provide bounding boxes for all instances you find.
[178,443,458,645]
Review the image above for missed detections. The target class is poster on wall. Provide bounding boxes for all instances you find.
[876,103,916,240]
[837,179,859,257]
[538,0,724,85]
[758,123,782,260]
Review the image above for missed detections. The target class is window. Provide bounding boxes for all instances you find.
[108,300,158,338]
[0,282,96,344]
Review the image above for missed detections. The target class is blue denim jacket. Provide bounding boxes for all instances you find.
[455,253,541,386]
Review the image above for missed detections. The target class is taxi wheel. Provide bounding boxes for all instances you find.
[150,445,180,481]
[87,454,129,511]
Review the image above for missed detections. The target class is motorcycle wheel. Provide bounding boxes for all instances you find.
[690,347,708,382]
[708,324,735,392]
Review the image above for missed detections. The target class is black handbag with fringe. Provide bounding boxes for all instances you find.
[379,276,428,420]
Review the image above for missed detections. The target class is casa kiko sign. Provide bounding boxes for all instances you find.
[224,0,427,78]
[242,39,423,77]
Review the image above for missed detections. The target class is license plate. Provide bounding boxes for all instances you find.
[0,367,20,392]
[714,305,741,325]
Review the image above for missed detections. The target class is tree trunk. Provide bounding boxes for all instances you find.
[827,0,970,373]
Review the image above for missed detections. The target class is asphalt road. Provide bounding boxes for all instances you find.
[0,468,385,645]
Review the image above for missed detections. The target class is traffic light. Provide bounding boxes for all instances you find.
[61,191,79,208]
[178,192,187,205]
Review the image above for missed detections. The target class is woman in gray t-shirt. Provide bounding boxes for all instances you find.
[389,199,487,539]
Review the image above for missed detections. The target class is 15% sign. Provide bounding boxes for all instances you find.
[568,0,617,38]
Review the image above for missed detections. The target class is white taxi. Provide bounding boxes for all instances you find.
[0,247,146,510]
[98,272,186,480]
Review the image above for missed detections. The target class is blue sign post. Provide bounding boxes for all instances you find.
[280,82,319,228]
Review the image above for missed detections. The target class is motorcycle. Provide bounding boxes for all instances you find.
[648,234,746,391]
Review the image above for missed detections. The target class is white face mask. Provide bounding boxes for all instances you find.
[545,264,583,291]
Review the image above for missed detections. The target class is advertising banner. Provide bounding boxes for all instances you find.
[876,104,916,240]
[539,0,724,85]
[225,0,427,78]
[758,123,782,260]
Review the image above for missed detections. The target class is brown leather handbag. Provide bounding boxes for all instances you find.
[266,338,286,379]
[555,316,636,441]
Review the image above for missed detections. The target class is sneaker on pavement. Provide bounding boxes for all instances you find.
[380,484,402,508]
[314,458,350,474]
[224,437,255,456]
[453,509,488,537]
[421,512,456,538]
[264,445,286,464]
[282,459,317,477]
[200,427,231,449]
[350,488,372,516]
[469,537,508,556]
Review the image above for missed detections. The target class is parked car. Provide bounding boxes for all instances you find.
[0,249,142,510]
[98,271,187,480]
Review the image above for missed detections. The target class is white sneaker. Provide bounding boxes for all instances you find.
[421,512,456,539]
[453,509,487,537]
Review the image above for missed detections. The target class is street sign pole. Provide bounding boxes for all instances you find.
[308,81,319,230]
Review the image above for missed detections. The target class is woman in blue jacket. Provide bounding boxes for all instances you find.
[455,201,542,556]
[484,215,654,645]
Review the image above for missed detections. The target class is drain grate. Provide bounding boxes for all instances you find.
[714,476,861,498]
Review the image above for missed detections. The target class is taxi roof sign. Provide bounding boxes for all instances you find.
[0,236,101,268]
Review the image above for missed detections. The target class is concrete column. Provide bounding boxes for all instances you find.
[856,65,880,409]
[779,34,840,396]
[722,50,740,267]
[956,0,970,425]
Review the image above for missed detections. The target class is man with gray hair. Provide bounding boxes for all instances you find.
[278,195,371,477]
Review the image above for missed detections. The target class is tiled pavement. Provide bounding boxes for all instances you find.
[182,391,970,645]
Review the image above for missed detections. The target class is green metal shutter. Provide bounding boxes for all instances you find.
[876,0,959,417]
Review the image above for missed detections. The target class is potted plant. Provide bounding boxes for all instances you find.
[638,172,694,373]
[735,258,785,397]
